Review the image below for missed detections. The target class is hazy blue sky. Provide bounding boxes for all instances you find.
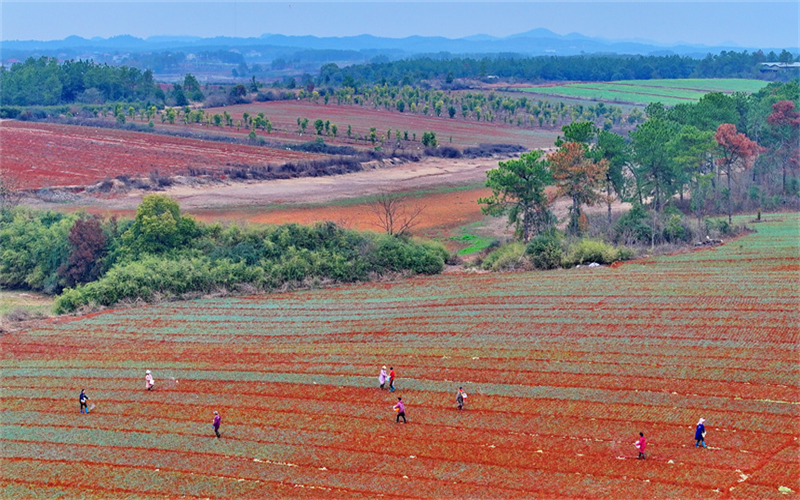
[2,1,798,48]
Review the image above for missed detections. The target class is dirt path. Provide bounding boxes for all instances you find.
[30,156,505,212]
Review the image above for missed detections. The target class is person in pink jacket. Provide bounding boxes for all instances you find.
[634,432,647,459]
[393,397,406,423]
[212,411,221,438]
[145,370,155,391]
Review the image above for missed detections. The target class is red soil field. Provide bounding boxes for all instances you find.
[191,187,493,237]
[204,100,560,150]
[1,215,798,498]
[0,121,321,190]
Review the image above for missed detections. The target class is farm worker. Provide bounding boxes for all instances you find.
[145,370,155,391]
[456,387,467,410]
[379,366,388,390]
[393,397,406,423]
[79,389,90,413]
[695,418,707,448]
[634,432,647,459]
[212,411,221,438]
[389,367,396,392]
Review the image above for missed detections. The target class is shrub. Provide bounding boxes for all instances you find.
[705,217,733,237]
[525,231,564,270]
[663,214,693,243]
[370,235,447,275]
[614,204,653,245]
[564,239,626,266]
[481,242,526,271]
[54,256,263,313]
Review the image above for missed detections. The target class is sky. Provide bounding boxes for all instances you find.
[1,1,798,49]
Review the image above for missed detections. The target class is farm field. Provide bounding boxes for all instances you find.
[0,121,322,190]
[204,100,561,150]
[2,213,798,499]
[521,79,768,106]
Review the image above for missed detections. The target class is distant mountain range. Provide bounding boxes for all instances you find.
[3,28,793,60]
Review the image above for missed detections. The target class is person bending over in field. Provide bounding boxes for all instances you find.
[695,418,707,448]
[212,411,222,438]
[145,370,155,391]
[79,389,90,413]
[393,397,406,423]
[634,432,646,459]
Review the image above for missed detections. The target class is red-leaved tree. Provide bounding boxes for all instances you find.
[715,123,762,223]
[58,216,108,288]
[766,100,800,195]
[548,141,608,234]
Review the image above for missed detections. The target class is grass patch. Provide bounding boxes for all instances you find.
[450,233,495,255]
[0,290,54,317]
[521,79,768,106]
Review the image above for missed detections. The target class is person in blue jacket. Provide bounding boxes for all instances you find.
[695,418,707,447]
[79,389,90,413]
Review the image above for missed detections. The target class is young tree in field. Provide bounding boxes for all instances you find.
[766,100,800,195]
[715,123,762,223]
[549,142,609,235]
[478,150,555,242]
[421,131,437,148]
[330,123,338,137]
[368,189,424,237]
[314,119,325,135]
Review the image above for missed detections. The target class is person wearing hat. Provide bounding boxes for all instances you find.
[212,411,221,438]
[695,418,707,447]
[145,370,155,391]
[378,366,388,390]
[456,387,467,410]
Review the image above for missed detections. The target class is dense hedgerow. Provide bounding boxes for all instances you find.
[0,196,447,314]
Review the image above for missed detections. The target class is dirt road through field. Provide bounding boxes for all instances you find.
[37,156,503,211]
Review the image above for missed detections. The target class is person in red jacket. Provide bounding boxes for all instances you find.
[634,432,646,459]
[389,367,396,392]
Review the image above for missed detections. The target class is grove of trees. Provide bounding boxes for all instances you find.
[480,80,799,249]
[317,50,798,88]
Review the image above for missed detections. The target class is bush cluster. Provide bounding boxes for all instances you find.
[0,196,447,314]
[478,229,635,272]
